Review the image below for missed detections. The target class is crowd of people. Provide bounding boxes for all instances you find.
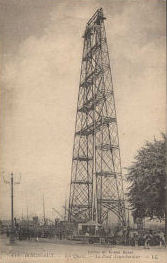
[126,229,166,248]
[3,221,166,248]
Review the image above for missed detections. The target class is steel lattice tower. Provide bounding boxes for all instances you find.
[68,8,126,226]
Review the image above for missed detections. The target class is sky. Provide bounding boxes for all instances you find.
[0,0,166,220]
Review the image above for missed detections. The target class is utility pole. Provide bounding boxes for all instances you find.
[10,172,15,243]
[22,209,23,220]
[127,207,130,227]
[43,195,46,225]
[3,172,21,244]
[27,207,29,221]
[64,200,67,221]
[26,206,29,227]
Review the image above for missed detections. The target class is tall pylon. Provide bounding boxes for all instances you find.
[68,8,126,226]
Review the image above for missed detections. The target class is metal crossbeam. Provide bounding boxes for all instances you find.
[83,43,101,61]
[80,69,103,88]
[96,144,118,150]
[72,181,92,184]
[78,91,113,113]
[76,117,116,136]
[96,171,119,177]
[73,156,93,161]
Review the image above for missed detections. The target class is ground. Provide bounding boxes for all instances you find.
[0,235,166,263]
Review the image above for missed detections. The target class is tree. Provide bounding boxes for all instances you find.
[127,134,167,237]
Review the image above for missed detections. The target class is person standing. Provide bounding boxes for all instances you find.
[159,231,166,247]
[144,231,153,249]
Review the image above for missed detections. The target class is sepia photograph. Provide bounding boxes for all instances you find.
[0,0,166,262]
